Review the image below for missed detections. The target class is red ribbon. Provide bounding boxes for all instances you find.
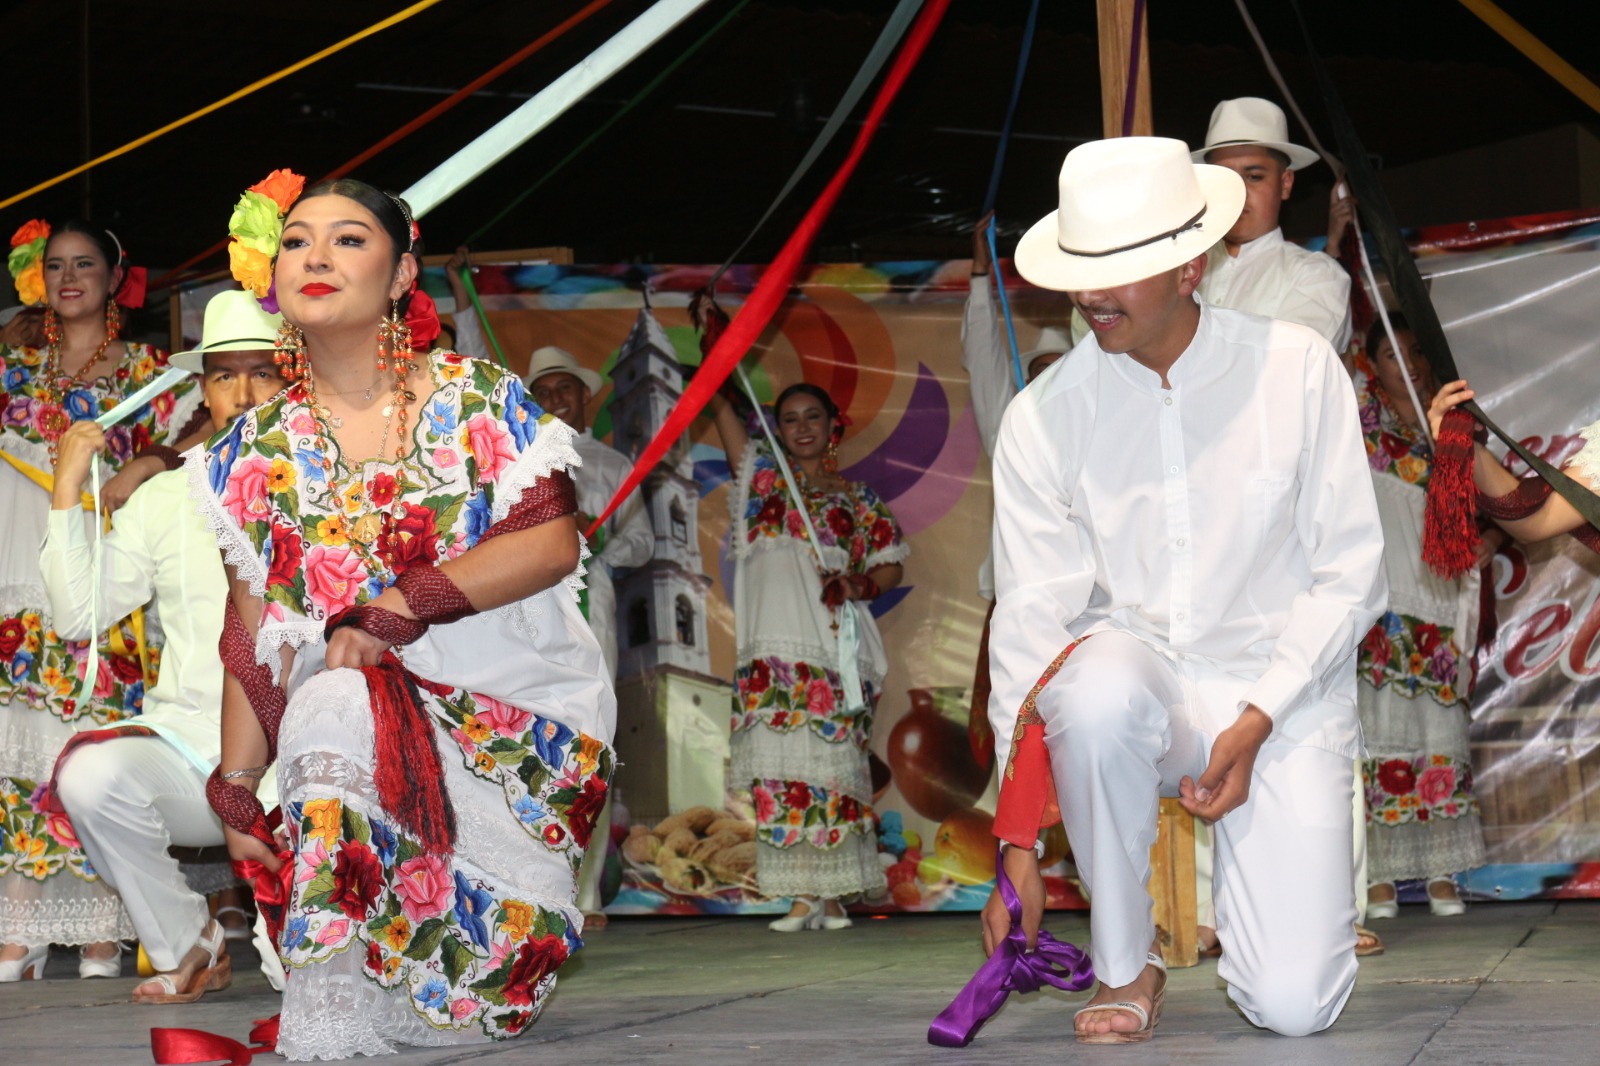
[152,1015,280,1065]
[584,0,952,536]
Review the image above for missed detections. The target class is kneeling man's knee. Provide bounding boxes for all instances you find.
[1231,964,1354,1037]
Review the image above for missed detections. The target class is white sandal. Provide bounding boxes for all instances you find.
[132,920,231,1005]
[1427,876,1466,917]
[215,905,253,942]
[1074,951,1167,1044]
[768,896,822,933]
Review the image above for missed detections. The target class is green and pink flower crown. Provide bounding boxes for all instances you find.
[228,168,305,313]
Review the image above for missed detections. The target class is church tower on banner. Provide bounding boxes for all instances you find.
[606,296,730,824]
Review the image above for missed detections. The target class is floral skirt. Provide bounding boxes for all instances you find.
[730,657,884,902]
[273,669,610,1061]
[1356,646,1485,883]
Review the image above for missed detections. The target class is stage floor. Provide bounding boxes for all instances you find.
[6,899,1595,1064]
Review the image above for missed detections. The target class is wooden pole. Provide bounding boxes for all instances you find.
[1097,0,1152,137]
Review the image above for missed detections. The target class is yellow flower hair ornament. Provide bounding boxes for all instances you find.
[8,219,51,307]
[227,168,305,312]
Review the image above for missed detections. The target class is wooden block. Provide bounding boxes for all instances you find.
[1148,798,1199,968]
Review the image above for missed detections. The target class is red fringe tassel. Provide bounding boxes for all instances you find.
[1422,407,1482,578]
[364,653,456,856]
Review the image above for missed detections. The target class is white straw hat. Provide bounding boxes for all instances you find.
[523,345,602,394]
[1021,324,1073,362]
[1192,97,1320,171]
[1014,137,1245,292]
[170,289,283,374]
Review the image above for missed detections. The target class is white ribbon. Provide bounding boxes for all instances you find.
[734,368,869,714]
[402,0,713,218]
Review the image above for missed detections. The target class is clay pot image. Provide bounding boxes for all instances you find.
[886,688,990,821]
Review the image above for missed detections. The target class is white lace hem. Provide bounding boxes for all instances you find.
[755,831,886,900]
[0,884,135,946]
[1571,418,1600,485]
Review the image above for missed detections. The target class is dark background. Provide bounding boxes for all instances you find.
[9,0,1598,277]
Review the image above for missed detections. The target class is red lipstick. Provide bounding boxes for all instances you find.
[300,282,338,296]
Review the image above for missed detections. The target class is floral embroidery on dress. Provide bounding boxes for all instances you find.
[202,352,562,633]
[750,778,873,850]
[1353,355,1432,488]
[738,442,904,569]
[733,655,873,746]
[281,722,604,1041]
[0,777,102,882]
[2,342,194,732]
[1358,610,1466,706]
[1363,754,1479,826]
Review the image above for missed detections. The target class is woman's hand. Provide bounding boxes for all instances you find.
[1428,379,1475,441]
[1327,184,1357,252]
[50,421,107,509]
[324,624,393,670]
[100,453,166,513]
[1,308,44,349]
[223,823,283,874]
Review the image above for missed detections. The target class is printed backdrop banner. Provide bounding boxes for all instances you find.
[177,217,1599,912]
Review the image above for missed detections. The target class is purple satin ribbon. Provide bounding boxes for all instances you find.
[928,843,1095,1048]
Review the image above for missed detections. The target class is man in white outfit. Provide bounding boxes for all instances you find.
[42,290,284,1002]
[980,137,1386,1042]
[1191,96,1373,952]
[1193,97,1352,352]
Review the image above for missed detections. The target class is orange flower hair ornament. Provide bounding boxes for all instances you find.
[228,168,306,312]
[8,219,51,307]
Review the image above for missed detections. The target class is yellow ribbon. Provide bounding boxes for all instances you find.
[0,448,155,688]
[1456,0,1600,115]
[0,0,445,211]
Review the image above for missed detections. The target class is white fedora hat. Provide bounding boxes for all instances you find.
[170,289,283,374]
[1192,97,1320,171]
[523,345,602,394]
[1014,137,1245,292]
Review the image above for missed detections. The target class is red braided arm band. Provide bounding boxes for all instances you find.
[477,468,577,544]
[219,596,286,762]
[206,766,271,841]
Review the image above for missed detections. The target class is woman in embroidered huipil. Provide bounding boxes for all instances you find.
[194,177,613,1058]
[1352,317,1485,919]
[1,220,200,980]
[710,383,906,931]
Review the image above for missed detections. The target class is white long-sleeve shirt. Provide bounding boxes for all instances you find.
[450,308,655,674]
[988,302,1386,769]
[1199,227,1353,352]
[572,429,654,676]
[39,470,225,772]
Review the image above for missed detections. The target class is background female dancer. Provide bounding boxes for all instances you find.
[709,382,907,931]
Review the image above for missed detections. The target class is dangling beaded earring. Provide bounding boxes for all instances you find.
[822,436,841,476]
[273,322,309,385]
[377,298,410,373]
[42,306,62,350]
[103,299,122,341]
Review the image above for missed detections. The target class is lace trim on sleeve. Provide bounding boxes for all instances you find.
[1571,418,1600,486]
[183,445,267,598]
[490,415,587,600]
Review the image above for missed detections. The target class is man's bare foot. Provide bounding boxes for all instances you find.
[1355,923,1385,957]
[1075,938,1165,1040]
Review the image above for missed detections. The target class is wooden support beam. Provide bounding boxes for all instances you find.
[1150,797,1199,968]
[1096,0,1152,138]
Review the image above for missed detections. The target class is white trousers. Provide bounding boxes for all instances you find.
[56,736,222,971]
[1196,770,1369,926]
[1040,632,1358,1037]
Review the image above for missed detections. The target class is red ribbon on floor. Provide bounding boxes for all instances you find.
[584,0,952,536]
[151,1015,280,1065]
